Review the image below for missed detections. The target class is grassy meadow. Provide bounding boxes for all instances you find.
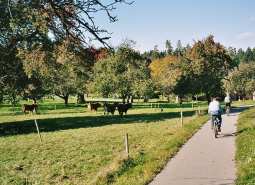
[232,99,255,107]
[2,98,254,185]
[0,98,210,185]
[236,107,255,185]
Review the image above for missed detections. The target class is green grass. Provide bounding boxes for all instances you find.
[232,100,255,107]
[236,107,255,185]
[0,102,208,185]
[0,101,208,123]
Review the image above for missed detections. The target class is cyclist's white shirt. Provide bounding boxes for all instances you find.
[208,100,220,115]
[224,96,230,103]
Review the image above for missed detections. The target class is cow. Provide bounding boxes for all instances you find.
[117,103,132,117]
[103,102,118,115]
[88,102,101,111]
[22,104,38,114]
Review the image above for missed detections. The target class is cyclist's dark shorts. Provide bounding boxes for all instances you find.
[225,103,231,107]
[212,114,222,124]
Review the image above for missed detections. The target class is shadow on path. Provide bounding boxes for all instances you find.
[219,127,251,138]
[218,106,252,139]
[224,106,247,114]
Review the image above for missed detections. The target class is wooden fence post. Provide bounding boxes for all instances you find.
[34,119,42,143]
[180,110,183,127]
[33,109,42,143]
[124,133,129,158]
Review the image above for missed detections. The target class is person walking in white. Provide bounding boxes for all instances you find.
[208,97,222,131]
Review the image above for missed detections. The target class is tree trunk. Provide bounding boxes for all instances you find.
[77,93,85,104]
[206,93,210,104]
[143,96,148,102]
[179,96,183,106]
[122,97,126,103]
[0,94,3,103]
[175,96,179,104]
[32,98,37,104]
[11,93,16,112]
[127,95,130,103]
[64,95,69,106]
[11,93,16,106]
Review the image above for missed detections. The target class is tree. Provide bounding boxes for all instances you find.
[151,45,162,59]
[183,44,192,54]
[244,47,255,62]
[19,38,95,105]
[94,48,111,61]
[0,0,130,104]
[235,47,255,64]
[150,56,185,100]
[236,48,245,63]
[174,40,184,56]
[187,35,233,102]
[22,76,47,103]
[91,43,152,102]
[227,47,239,67]
[2,1,131,48]
[90,56,116,98]
[165,40,173,55]
[224,63,255,99]
[142,45,166,60]
[0,42,28,105]
[129,60,154,102]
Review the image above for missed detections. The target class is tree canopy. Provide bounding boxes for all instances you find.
[1,1,254,107]
[187,35,234,101]
[0,0,131,104]
[224,63,255,98]
[91,43,153,102]
[150,36,234,102]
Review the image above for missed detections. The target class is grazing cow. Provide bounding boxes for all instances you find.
[103,102,118,115]
[117,103,132,117]
[88,102,101,111]
[22,104,38,114]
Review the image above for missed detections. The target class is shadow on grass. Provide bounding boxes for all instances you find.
[0,111,196,137]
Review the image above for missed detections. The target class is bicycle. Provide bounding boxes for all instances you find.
[225,105,230,116]
[212,116,221,138]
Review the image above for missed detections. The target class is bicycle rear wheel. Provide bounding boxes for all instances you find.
[226,105,231,116]
[214,125,218,138]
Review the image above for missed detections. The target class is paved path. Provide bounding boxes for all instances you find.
[150,109,241,185]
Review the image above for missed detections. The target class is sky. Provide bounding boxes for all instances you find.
[94,0,255,52]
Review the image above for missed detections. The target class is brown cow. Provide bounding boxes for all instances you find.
[22,104,38,114]
[88,102,101,111]
[117,103,132,117]
[103,102,118,115]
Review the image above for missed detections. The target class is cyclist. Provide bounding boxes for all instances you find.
[224,94,231,112]
[208,97,222,132]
